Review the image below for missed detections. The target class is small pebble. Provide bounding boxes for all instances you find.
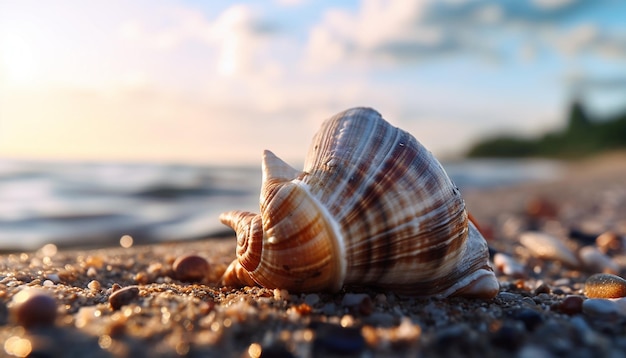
[491,323,525,350]
[514,308,544,331]
[558,295,584,315]
[172,254,210,282]
[493,253,526,278]
[274,289,290,301]
[341,293,370,307]
[87,280,101,291]
[582,298,619,317]
[11,289,57,328]
[534,283,551,295]
[519,231,579,267]
[304,293,320,306]
[579,246,619,274]
[612,297,626,316]
[312,322,365,355]
[496,292,520,302]
[584,273,626,298]
[596,231,623,253]
[109,286,140,310]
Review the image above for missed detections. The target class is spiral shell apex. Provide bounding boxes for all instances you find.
[219,107,499,298]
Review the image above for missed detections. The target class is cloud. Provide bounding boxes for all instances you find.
[303,0,625,69]
[118,4,281,78]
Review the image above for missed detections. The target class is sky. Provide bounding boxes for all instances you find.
[1,0,625,166]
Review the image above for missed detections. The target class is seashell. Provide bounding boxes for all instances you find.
[219,107,498,298]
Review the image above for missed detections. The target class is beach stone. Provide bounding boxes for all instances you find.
[534,282,551,295]
[582,299,619,317]
[558,295,584,315]
[172,254,210,282]
[0,301,7,325]
[341,293,373,315]
[611,297,626,316]
[11,289,57,328]
[311,322,365,355]
[519,231,579,267]
[87,280,101,291]
[579,246,619,274]
[109,286,140,310]
[491,322,525,351]
[584,273,626,298]
[493,253,526,278]
[514,308,544,331]
[341,293,369,307]
[497,292,520,303]
[596,231,623,253]
[304,293,320,306]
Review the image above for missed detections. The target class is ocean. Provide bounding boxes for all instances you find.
[0,158,563,251]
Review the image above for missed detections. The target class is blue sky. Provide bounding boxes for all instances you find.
[1,0,625,164]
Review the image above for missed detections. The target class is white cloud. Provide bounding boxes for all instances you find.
[303,0,626,69]
[274,0,308,6]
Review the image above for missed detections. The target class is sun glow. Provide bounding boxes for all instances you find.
[1,34,40,86]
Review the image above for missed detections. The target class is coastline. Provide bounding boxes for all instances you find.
[1,151,626,357]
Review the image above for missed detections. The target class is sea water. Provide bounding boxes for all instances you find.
[0,158,562,251]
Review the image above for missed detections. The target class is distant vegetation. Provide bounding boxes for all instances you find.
[466,100,626,158]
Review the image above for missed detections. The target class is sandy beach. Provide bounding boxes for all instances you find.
[1,152,626,357]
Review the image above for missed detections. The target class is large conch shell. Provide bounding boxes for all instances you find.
[219,107,499,298]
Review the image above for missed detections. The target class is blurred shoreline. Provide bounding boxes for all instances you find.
[2,151,624,252]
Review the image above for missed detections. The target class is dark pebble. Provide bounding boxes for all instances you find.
[568,228,598,246]
[311,322,365,355]
[12,289,57,328]
[552,288,565,295]
[0,301,8,325]
[173,254,210,282]
[109,286,140,310]
[514,308,543,331]
[260,343,295,358]
[491,323,525,351]
[534,283,551,295]
[431,325,478,356]
[559,295,584,315]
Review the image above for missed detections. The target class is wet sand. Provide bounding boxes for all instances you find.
[1,152,626,357]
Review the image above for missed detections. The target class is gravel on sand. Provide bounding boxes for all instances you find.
[2,152,626,357]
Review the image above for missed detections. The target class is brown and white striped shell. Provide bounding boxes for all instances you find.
[219,107,499,298]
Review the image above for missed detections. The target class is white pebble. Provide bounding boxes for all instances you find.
[273,288,290,301]
[493,253,526,277]
[610,297,626,316]
[579,246,619,274]
[45,273,60,283]
[582,298,619,317]
[519,231,579,267]
[87,280,101,291]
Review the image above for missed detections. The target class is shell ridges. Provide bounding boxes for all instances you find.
[219,107,498,298]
